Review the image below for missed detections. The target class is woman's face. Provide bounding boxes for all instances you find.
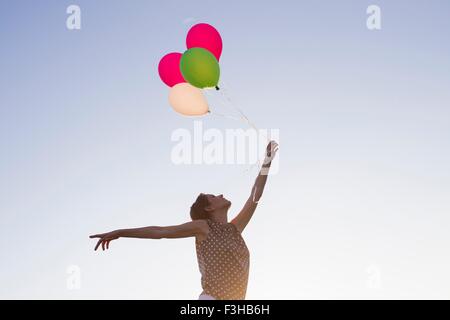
[205,194,231,210]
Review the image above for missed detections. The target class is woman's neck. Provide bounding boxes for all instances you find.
[209,210,228,224]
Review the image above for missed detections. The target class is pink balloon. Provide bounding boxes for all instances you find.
[186,23,223,61]
[158,52,186,87]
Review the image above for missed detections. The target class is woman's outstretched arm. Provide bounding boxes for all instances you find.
[231,140,279,233]
[89,220,208,251]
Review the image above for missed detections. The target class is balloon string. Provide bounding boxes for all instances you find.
[205,83,244,123]
[205,82,271,174]
[216,83,269,172]
[218,82,270,143]
[205,89,254,127]
[206,109,258,175]
[204,91,256,173]
[207,110,243,121]
[204,90,230,118]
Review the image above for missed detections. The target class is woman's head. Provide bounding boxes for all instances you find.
[190,193,231,220]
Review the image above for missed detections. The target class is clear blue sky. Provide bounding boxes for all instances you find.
[1,0,450,299]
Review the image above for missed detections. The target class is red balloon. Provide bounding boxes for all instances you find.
[186,23,223,61]
[158,52,186,87]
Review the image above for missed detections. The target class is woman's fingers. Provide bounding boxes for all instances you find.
[93,238,112,251]
[94,239,102,251]
[266,141,278,157]
[91,232,118,252]
[270,142,279,155]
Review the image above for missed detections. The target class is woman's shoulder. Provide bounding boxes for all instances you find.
[194,219,211,243]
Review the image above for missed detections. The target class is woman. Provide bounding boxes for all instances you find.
[90,141,278,300]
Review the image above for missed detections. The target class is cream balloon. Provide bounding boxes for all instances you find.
[168,83,209,116]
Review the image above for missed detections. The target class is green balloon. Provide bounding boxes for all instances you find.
[180,48,220,89]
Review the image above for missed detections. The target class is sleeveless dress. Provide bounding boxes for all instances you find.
[195,219,250,300]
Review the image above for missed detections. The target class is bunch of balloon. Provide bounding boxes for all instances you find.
[158,23,222,116]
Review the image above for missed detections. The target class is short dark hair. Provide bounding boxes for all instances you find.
[190,193,210,220]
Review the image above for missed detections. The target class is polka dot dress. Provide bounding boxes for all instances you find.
[196,219,250,300]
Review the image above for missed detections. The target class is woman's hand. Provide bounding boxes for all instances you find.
[263,140,279,167]
[89,230,120,251]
